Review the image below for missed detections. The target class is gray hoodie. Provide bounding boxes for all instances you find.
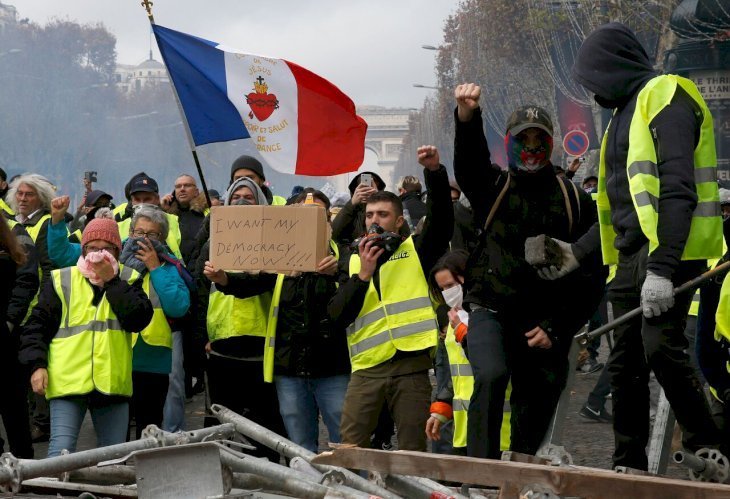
[224,177,269,206]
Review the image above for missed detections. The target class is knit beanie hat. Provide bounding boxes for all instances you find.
[82,218,122,251]
[230,155,265,184]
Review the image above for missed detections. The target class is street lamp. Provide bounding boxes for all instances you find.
[0,48,22,58]
[413,83,441,90]
[421,45,439,51]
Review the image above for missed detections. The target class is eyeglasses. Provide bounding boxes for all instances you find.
[131,230,162,240]
[175,183,196,189]
[83,245,117,254]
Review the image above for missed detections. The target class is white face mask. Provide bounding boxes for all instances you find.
[441,284,463,309]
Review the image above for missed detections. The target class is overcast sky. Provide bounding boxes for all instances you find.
[9,0,457,109]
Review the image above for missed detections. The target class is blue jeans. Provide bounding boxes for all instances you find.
[48,395,129,457]
[163,331,185,432]
[275,374,349,454]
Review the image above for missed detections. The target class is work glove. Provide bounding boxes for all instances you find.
[536,239,580,280]
[641,271,674,318]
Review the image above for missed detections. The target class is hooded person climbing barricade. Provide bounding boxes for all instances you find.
[452,82,606,459]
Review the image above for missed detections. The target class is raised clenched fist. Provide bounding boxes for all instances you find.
[455,83,481,122]
[51,196,71,224]
[417,145,440,171]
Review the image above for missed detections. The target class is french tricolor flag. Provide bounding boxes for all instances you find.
[152,25,368,176]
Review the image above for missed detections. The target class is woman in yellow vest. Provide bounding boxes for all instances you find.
[118,206,191,438]
[425,250,511,455]
[200,177,286,461]
[18,218,153,457]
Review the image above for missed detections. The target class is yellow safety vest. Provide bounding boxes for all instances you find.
[715,272,730,374]
[445,324,510,450]
[23,213,52,242]
[346,236,438,372]
[46,265,138,399]
[0,198,14,217]
[132,272,173,349]
[689,243,724,317]
[207,282,271,344]
[597,75,722,265]
[271,195,287,206]
[20,213,53,324]
[263,241,340,382]
[118,212,183,260]
[113,203,128,222]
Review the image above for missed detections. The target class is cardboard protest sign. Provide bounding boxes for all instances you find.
[210,205,330,272]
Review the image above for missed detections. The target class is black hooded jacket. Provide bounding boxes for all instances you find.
[454,108,605,345]
[572,23,704,278]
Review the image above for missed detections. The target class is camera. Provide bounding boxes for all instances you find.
[84,171,98,183]
[351,224,404,254]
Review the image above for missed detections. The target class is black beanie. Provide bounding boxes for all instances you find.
[230,155,265,184]
[0,167,6,182]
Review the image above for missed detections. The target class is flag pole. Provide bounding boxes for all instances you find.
[140,0,213,208]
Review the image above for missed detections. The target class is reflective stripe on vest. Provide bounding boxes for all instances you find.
[46,265,137,399]
[118,213,183,260]
[444,324,511,449]
[206,283,270,343]
[689,289,700,317]
[134,272,173,349]
[347,237,437,372]
[597,75,722,265]
[264,240,340,382]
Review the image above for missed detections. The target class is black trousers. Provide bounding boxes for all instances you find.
[131,372,169,439]
[607,245,720,470]
[206,354,287,461]
[0,340,33,458]
[466,308,570,459]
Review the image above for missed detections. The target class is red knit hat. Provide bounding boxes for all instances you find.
[81,218,122,251]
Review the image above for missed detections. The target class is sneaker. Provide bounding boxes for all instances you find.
[579,404,613,423]
[579,358,604,375]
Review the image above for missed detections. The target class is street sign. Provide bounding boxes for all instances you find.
[563,130,590,157]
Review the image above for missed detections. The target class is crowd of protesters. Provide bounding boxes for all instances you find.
[0,23,729,477]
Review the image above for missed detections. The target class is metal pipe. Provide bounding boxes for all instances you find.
[2,424,235,490]
[220,450,331,499]
[289,456,324,479]
[674,450,714,474]
[221,445,375,499]
[67,465,137,484]
[21,477,138,497]
[212,404,399,499]
[575,260,730,344]
[405,475,463,498]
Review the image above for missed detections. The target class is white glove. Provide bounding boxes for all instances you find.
[641,271,674,318]
[536,239,580,280]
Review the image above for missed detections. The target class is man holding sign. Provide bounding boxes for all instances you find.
[328,145,453,452]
